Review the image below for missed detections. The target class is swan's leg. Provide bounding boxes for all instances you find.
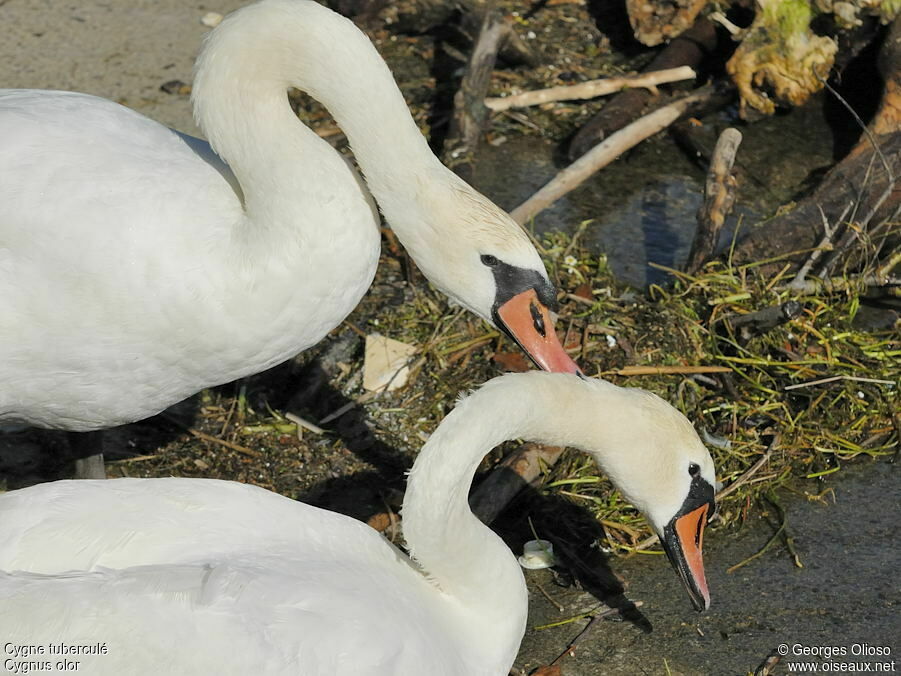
[66,431,107,479]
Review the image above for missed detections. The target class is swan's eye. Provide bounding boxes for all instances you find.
[688,463,700,477]
[480,254,500,267]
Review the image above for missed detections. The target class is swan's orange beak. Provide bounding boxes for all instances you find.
[496,289,581,374]
[661,502,711,611]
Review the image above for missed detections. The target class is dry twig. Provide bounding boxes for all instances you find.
[568,16,719,159]
[604,365,732,376]
[484,67,696,111]
[443,6,505,179]
[511,90,711,225]
[181,425,262,458]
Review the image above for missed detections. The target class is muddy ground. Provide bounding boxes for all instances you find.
[514,460,899,675]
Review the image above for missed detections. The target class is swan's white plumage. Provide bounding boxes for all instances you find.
[1,0,553,432]
[0,372,716,675]
[1,563,465,675]
[0,480,468,675]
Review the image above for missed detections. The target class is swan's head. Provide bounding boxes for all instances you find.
[475,373,716,610]
[390,171,580,374]
[567,377,717,612]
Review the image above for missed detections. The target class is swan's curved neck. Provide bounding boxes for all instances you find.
[402,374,627,666]
[191,0,437,219]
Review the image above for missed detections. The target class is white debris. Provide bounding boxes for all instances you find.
[363,334,418,393]
[701,428,732,451]
[201,12,223,28]
[518,539,557,570]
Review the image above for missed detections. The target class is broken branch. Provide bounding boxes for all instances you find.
[443,6,506,180]
[484,66,696,111]
[469,443,566,524]
[511,89,711,225]
[685,128,743,274]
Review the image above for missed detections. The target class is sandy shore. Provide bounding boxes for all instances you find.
[1,0,249,135]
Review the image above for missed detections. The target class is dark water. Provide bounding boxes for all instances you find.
[470,96,836,287]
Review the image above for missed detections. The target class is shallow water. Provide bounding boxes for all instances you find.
[470,96,837,287]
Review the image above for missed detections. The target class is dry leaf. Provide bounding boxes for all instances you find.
[492,352,531,373]
[363,334,417,392]
[572,282,593,300]
[531,666,563,676]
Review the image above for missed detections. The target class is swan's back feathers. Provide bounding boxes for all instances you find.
[0,86,379,430]
[0,563,465,675]
[0,479,383,571]
[0,90,240,328]
[0,90,246,429]
[0,90,242,249]
[0,479,474,675]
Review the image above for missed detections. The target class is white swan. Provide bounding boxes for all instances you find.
[0,0,577,468]
[0,372,716,675]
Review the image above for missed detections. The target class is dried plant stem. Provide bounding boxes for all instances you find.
[815,76,899,279]
[876,248,901,278]
[728,491,803,573]
[548,602,644,666]
[726,516,786,573]
[182,425,262,458]
[484,66,696,111]
[606,365,732,376]
[784,374,897,390]
[789,203,847,289]
[534,580,566,612]
[780,271,901,295]
[716,438,778,502]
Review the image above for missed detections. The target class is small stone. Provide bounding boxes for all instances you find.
[201,11,223,28]
[160,80,191,96]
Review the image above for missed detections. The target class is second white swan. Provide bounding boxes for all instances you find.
[0,372,716,675]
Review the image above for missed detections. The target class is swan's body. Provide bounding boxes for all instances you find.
[0,372,717,675]
[0,0,576,435]
[2,88,375,430]
[0,480,479,675]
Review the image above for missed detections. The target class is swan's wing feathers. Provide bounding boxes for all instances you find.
[0,566,280,675]
[0,478,389,572]
[0,479,470,674]
[0,559,463,676]
[0,90,240,243]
